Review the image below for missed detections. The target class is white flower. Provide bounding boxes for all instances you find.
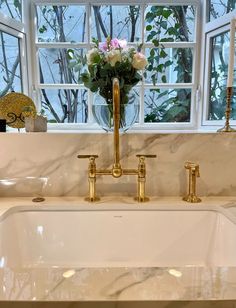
[117,39,127,49]
[106,49,121,67]
[132,52,148,70]
[87,48,99,65]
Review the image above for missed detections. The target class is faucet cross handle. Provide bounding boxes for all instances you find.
[136,154,157,158]
[77,155,99,159]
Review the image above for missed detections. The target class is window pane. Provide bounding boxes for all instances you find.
[41,89,88,123]
[0,0,22,21]
[36,5,87,43]
[145,6,195,42]
[91,5,141,42]
[208,0,236,22]
[145,48,193,84]
[208,31,236,120]
[39,48,86,84]
[144,88,191,122]
[0,31,22,97]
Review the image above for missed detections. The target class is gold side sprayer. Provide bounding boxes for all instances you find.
[183,161,201,203]
[78,78,156,202]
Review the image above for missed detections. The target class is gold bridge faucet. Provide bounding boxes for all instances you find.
[78,78,156,202]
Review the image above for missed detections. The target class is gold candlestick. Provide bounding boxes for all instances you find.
[217,87,236,132]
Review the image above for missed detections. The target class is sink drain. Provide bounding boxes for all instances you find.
[32,197,45,203]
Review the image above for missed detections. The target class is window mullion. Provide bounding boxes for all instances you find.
[144,42,196,48]
[144,84,194,89]
[35,42,90,48]
[139,3,146,125]
[87,3,93,124]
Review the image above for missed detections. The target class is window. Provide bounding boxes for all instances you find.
[35,4,88,124]
[32,1,200,129]
[2,1,236,131]
[202,1,236,127]
[0,0,27,98]
[208,0,235,22]
[0,0,22,21]
[0,28,22,96]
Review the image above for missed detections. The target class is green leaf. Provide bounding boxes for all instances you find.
[74,64,82,72]
[14,0,21,10]
[93,54,101,64]
[160,49,168,58]
[160,21,167,30]
[164,60,173,67]
[146,30,157,41]
[150,49,155,57]
[151,74,157,85]
[152,39,159,47]
[68,59,77,69]
[162,9,172,19]
[100,68,108,77]
[39,25,47,34]
[161,75,167,83]
[160,37,174,42]
[145,12,154,22]
[167,27,179,37]
[67,49,74,59]
[146,25,152,31]
[92,38,99,47]
[156,64,164,73]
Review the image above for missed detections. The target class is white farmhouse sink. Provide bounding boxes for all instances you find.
[1,208,236,268]
[1,206,236,301]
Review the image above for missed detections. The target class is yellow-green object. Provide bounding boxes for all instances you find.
[0,92,36,129]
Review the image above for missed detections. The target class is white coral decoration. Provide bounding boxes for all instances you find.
[132,52,148,70]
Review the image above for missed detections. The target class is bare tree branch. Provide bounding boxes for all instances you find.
[0,54,20,97]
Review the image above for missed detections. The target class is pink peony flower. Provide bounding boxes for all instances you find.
[110,38,120,49]
[98,41,108,51]
[110,38,127,49]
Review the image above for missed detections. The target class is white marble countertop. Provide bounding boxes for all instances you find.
[1,196,236,302]
[1,195,236,210]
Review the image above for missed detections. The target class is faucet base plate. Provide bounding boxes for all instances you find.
[85,197,100,203]
[134,196,150,203]
[183,195,201,203]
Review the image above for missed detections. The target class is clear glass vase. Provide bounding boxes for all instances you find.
[92,90,139,132]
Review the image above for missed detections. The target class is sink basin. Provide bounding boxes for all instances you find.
[1,207,236,268]
[1,205,236,301]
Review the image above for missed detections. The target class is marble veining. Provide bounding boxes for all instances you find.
[0,133,236,197]
[1,266,236,301]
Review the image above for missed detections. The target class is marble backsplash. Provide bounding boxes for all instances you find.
[0,132,235,198]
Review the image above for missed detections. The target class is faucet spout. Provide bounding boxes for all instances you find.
[112,78,122,178]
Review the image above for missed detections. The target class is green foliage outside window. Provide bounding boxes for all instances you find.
[144,6,194,123]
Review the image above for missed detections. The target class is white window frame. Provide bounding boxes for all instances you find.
[201,4,236,130]
[29,0,201,131]
[0,1,29,95]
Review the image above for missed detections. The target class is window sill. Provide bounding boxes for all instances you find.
[3,126,230,135]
